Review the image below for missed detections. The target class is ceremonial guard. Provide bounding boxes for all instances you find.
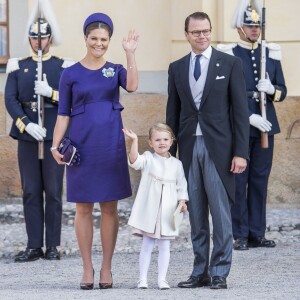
[5,0,74,262]
[217,0,287,250]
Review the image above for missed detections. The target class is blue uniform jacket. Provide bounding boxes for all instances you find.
[233,45,287,137]
[5,56,65,142]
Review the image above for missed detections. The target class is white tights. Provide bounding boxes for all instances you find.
[139,235,170,282]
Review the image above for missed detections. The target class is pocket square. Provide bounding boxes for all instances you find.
[216,75,225,80]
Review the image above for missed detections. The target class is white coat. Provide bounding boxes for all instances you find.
[128,151,189,237]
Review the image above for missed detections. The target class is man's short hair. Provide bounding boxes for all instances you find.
[184,12,212,32]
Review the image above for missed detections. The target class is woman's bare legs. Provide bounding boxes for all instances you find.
[99,200,119,283]
[75,202,94,283]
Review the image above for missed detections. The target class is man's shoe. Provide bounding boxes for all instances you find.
[14,250,25,258]
[248,237,276,248]
[178,276,211,288]
[233,238,249,250]
[210,276,227,289]
[14,248,44,263]
[45,247,60,260]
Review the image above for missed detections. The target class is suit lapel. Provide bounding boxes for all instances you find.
[179,54,198,110]
[200,48,222,109]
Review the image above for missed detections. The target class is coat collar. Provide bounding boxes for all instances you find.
[200,47,223,108]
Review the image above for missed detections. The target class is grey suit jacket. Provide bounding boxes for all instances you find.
[166,47,249,202]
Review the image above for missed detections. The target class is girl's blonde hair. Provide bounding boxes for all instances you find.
[148,123,176,141]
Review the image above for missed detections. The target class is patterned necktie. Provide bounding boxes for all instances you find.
[194,55,201,81]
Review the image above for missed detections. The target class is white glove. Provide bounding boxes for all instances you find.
[34,74,53,98]
[25,123,47,141]
[257,74,275,95]
[249,114,272,132]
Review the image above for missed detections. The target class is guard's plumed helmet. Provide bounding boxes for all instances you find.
[25,0,61,46]
[232,0,261,29]
[28,18,52,38]
[243,4,260,26]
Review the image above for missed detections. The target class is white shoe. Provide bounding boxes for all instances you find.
[137,279,148,289]
[158,279,170,290]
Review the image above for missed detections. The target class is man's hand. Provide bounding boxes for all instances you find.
[257,74,275,95]
[25,123,46,141]
[34,73,53,98]
[230,156,247,174]
[249,114,272,132]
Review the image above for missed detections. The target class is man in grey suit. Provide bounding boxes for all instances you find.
[166,12,249,289]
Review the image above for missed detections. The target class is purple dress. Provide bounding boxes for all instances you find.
[58,62,132,202]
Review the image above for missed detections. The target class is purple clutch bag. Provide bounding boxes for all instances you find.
[58,137,80,166]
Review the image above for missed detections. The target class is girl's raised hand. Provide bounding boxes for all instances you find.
[122,128,138,140]
[122,30,139,53]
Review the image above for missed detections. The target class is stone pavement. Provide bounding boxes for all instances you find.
[0,201,299,299]
[0,201,299,258]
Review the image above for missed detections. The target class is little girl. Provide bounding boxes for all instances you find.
[123,123,188,290]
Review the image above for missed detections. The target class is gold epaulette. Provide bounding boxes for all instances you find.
[15,116,27,133]
[62,58,76,68]
[52,55,62,59]
[216,43,237,56]
[267,43,282,61]
[6,57,30,74]
[52,56,75,68]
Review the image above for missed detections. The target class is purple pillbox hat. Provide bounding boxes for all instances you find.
[83,13,114,35]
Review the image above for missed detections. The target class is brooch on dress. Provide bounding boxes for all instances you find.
[102,67,115,78]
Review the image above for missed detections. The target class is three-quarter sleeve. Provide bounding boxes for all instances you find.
[117,64,127,90]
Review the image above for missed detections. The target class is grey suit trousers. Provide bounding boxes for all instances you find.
[188,136,233,278]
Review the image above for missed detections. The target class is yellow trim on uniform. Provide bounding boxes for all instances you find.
[15,116,27,133]
[51,90,59,102]
[274,89,282,102]
[238,40,259,50]
[32,53,52,62]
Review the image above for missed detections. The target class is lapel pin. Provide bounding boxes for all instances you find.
[216,63,220,67]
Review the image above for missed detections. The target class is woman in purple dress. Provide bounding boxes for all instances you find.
[51,13,139,289]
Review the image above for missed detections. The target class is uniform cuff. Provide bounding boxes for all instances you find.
[51,90,59,102]
[15,116,27,133]
[273,89,282,102]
